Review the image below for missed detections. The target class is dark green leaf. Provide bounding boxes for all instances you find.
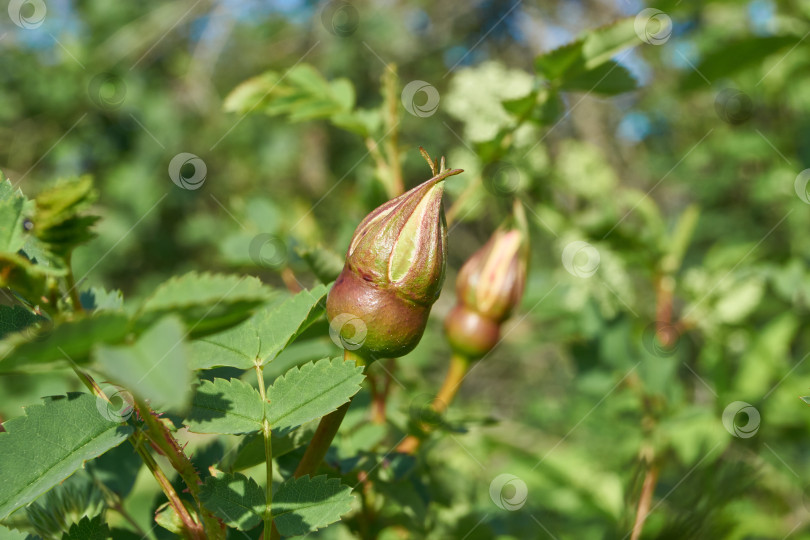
[61,515,110,540]
[0,393,133,520]
[200,473,265,531]
[254,284,329,365]
[137,272,274,338]
[272,475,353,537]
[0,313,130,373]
[0,305,44,340]
[266,357,364,434]
[185,378,264,434]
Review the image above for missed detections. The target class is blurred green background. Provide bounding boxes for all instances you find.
[3,0,810,538]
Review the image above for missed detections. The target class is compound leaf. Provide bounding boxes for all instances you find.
[265,357,364,434]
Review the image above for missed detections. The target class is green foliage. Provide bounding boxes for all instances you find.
[186,377,264,435]
[534,18,639,95]
[0,306,44,341]
[0,393,132,520]
[61,515,110,540]
[272,475,354,537]
[199,473,265,531]
[94,315,192,411]
[3,2,810,538]
[265,357,365,434]
[137,272,274,337]
[0,313,129,372]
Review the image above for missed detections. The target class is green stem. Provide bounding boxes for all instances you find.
[293,350,366,478]
[397,352,471,454]
[256,364,274,539]
[134,437,201,540]
[64,253,84,313]
[135,399,223,538]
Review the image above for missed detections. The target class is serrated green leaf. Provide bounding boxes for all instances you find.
[255,284,329,365]
[272,475,353,537]
[200,473,265,531]
[0,313,130,373]
[61,515,110,540]
[0,305,44,340]
[189,319,261,370]
[33,176,99,257]
[0,177,27,254]
[80,287,123,312]
[0,524,27,539]
[185,378,264,434]
[0,393,133,520]
[137,272,274,338]
[94,316,192,411]
[266,357,364,434]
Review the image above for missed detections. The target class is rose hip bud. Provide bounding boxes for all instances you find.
[444,206,529,358]
[327,152,463,358]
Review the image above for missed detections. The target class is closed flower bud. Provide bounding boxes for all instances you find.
[445,206,529,358]
[327,154,463,358]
